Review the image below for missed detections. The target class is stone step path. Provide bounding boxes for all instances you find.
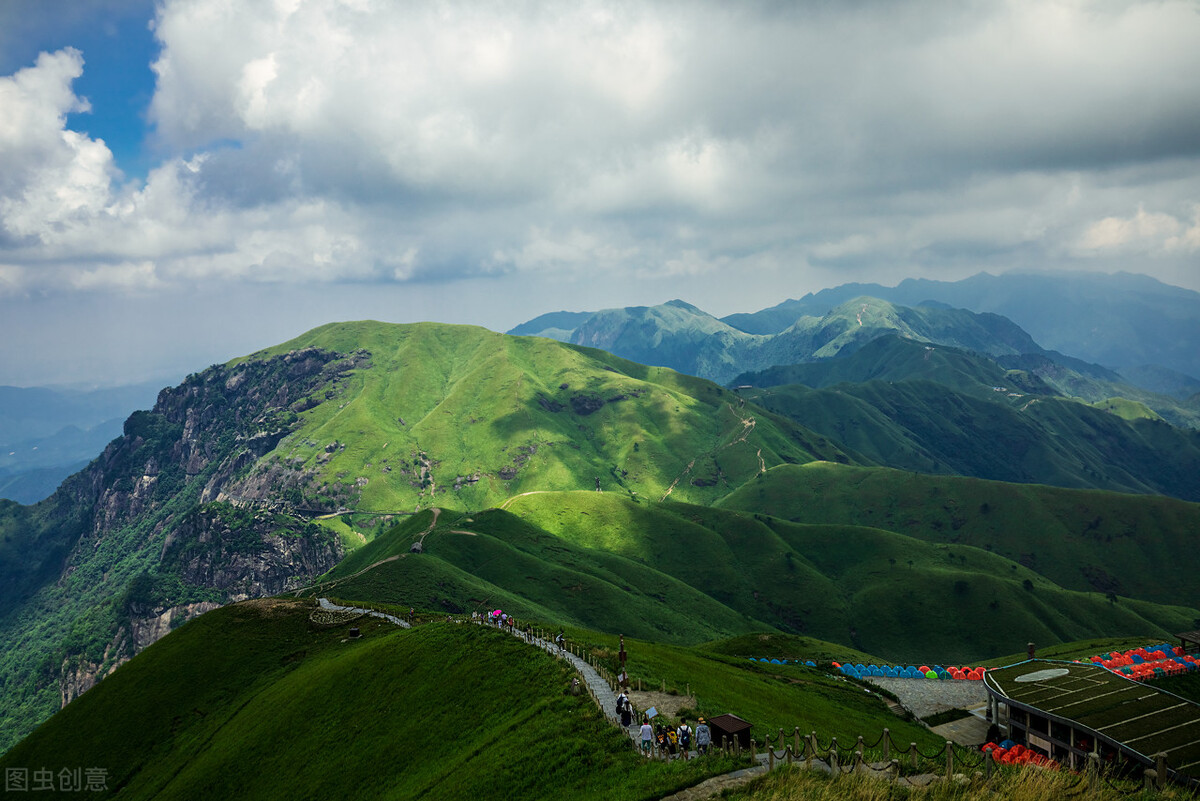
[317,597,411,628]
[490,623,636,742]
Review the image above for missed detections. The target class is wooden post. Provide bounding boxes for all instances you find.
[794,727,800,755]
[945,741,953,777]
[1156,753,1167,789]
[750,736,756,763]
[805,735,813,769]
[883,728,890,760]
[857,735,864,757]
[1144,770,1158,790]
[768,734,775,771]
[722,735,729,755]
[830,744,839,774]
[910,743,918,770]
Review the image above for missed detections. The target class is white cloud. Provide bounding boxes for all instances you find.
[1077,205,1200,255]
[2,0,1200,309]
[0,49,117,243]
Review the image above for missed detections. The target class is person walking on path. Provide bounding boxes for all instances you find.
[695,717,711,756]
[678,719,692,760]
[616,691,633,728]
[640,718,654,757]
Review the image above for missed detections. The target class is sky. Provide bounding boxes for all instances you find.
[0,0,1198,387]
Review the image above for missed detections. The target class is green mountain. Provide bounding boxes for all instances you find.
[511,296,1046,385]
[733,336,1200,499]
[719,271,1200,387]
[304,492,1196,665]
[0,321,848,752]
[719,462,1200,613]
[5,317,1198,760]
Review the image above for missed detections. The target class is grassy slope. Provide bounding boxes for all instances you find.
[309,507,759,643]
[720,463,1200,613]
[553,630,943,750]
[308,493,1195,665]
[735,336,1200,501]
[240,321,847,514]
[0,600,745,801]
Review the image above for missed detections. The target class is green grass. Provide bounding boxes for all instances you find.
[239,321,850,516]
[1091,397,1163,422]
[733,335,1200,502]
[550,629,941,754]
[0,600,747,800]
[295,492,1199,668]
[719,462,1200,612]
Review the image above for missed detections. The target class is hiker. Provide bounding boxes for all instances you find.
[695,717,711,756]
[678,719,692,760]
[665,726,678,758]
[555,630,565,652]
[408,607,414,622]
[616,692,633,728]
[640,717,653,756]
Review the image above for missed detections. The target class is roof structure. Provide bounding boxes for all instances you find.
[985,660,1200,781]
[1179,631,1200,653]
[707,713,751,733]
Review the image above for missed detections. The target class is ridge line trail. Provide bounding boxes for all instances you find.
[300,508,441,594]
[659,403,761,501]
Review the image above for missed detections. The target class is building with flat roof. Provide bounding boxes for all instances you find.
[984,659,1200,786]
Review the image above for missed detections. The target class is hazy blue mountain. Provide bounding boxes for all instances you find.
[0,383,166,504]
[0,382,165,445]
[512,296,1050,385]
[720,271,1200,383]
[0,419,126,504]
[1117,364,1200,400]
[505,310,595,341]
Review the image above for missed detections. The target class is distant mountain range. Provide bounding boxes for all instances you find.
[734,335,1200,499]
[512,271,1200,390]
[0,382,166,504]
[513,295,1048,385]
[720,271,1200,386]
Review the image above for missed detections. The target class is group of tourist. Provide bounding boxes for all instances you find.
[640,716,711,759]
[617,692,711,759]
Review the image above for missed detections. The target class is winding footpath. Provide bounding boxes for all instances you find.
[317,597,411,628]
[313,603,962,799]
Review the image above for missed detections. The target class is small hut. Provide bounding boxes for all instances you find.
[707,713,753,750]
[410,541,423,554]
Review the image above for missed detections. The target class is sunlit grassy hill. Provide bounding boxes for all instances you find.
[238,321,849,513]
[719,462,1200,613]
[303,493,1196,664]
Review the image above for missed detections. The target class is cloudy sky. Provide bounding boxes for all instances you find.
[1,0,1198,387]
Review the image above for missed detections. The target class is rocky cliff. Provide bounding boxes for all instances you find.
[0,348,364,745]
